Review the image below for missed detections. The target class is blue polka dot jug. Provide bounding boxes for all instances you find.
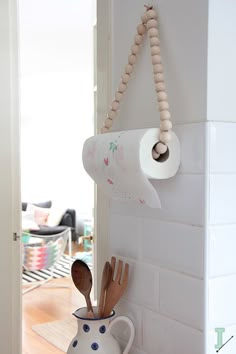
[67,307,135,354]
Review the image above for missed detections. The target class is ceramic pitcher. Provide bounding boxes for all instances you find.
[67,307,135,354]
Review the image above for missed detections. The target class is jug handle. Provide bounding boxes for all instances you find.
[108,315,135,354]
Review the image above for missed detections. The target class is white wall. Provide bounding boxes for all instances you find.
[207,0,236,122]
[108,0,236,353]
[19,0,95,222]
[206,2,236,353]
[109,1,208,353]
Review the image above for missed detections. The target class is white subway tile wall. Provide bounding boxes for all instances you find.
[209,225,236,277]
[142,220,204,278]
[174,123,206,174]
[122,260,160,312]
[159,270,204,330]
[209,123,236,173]
[209,174,236,224]
[111,174,205,225]
[207,122,236,353]
[109,123,206,352]
[209,275,236,328]
[143,311,203,354]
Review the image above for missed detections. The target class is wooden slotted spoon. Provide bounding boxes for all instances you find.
[103,257,129,317]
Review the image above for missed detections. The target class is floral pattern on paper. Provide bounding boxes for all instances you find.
[107,178,114,185]
[139,199,146,204]
[104,157,109,166]
[109,141,118,153]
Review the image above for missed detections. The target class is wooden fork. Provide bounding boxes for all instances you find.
[103,257,129,317]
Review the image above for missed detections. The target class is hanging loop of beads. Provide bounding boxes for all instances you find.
[101,6,172,161]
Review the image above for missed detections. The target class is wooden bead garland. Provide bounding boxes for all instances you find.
[134,34,143,45]
[131,44,140,55]
[153,65,163,74]
[111,101,120,111]
[137,23,146,35]
[115,91,123,102]
[148,28,159,38]
[122,73,130,84]
[147,19,158,29]
[146,9,157,20]
[159,101,169,111]
[160,110,171,120]
[118,83,127,93]
[100,6,173,161]
[125,64,133,74]
[108,109,117,120]
[104,118,113,128]
[151,46,160,55]
[157,91,168,101]
[150,37,160,46]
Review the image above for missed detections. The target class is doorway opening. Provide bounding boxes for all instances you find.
[19,0,96,352]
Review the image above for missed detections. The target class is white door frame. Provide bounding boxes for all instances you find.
[0,0,111,350]
[0,0,22,352]
[93,0,112,300]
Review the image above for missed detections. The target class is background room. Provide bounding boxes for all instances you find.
[19,0,95,241]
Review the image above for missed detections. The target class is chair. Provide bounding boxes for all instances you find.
[22,228,72,294]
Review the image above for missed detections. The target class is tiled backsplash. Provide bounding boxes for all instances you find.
[109,122,236,353]
[109,123,206,353]
[207,122,236,352]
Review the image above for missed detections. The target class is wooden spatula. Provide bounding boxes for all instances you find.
[98,261,112,318]
[103,257,129,317]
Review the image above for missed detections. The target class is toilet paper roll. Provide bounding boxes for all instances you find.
[82,128,180,208]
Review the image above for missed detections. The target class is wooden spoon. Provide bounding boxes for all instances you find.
[71,259,94,315]
[98,261,112,318]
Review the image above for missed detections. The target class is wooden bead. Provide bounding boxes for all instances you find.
[147,9,157,20]
[155,82,165,92]
[118,82,127,93]
[153,64,163,74]
[159,101,169,111]
[154,73,164,82]
[157,91,168,101]
[122,73,130,84]
[152,149,160,160]
[141,14,148,24]
[137,23,146,35]
[152,55,161,65]
[155,142,168,154]
[125,64,133,74]
[150,37,160,46]
[108,109,117,120]
[160,120,172,131]
[148,28,159,38]
[160,110,171,120]
[131,44,140,55]
[128,54,137,65]
[134,34,143,45]
[150,46,160,55]
[101,126,109,134]
[160,131,171,143]
[104,118,113,128]
[115,91,123,102]
[147,19,158,29]
[111,100,120,111]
